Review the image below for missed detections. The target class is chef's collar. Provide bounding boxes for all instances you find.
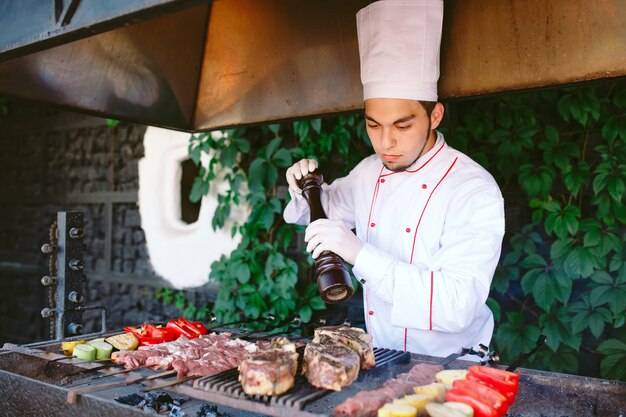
[381,130,445,174]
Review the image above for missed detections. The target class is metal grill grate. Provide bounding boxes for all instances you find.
[193,347,410,410]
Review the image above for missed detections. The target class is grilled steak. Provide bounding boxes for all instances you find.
[302,342,360,391]
[238,343,299,396]
[313,326,376,369]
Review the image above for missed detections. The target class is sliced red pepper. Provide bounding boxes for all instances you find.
[166,318,208,338]
[166,320,197,338]
[468,366,519,405]
[469,365,520,381]
[446,388,499,417]
[178,317,208,335]
[124,324,177,345]
[467,374,515,405]
[452,379,508,416]
[468,366,520,387]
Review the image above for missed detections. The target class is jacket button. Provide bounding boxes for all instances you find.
[380,178,385,183]
[422,184,427,189]
[368,310,374,316]
[370,223,376,228]
[405,227,411,233]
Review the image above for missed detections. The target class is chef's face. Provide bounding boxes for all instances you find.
[364,98,444,172]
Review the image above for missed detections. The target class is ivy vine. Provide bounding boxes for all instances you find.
[159,115,371,328]
[443,81,626,381]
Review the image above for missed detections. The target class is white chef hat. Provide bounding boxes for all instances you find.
[356,0,444,102]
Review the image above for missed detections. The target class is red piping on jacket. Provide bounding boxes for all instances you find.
[364,145,454,350]
[408,157,458,335]
[366,165,385,242]
[429,271,434,330]
[364,287,376,342]
[409,157,459,264]
[404,328,408,352]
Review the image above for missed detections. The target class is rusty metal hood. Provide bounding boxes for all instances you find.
[0,0,624,132]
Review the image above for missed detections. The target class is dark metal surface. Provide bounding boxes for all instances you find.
[0,3,210,130]
[193,0,367,131]
[54,212,85,339]
[0,0,206,61]
[33,211,109,345]
[0,0,624,131]
[440,0,626,98]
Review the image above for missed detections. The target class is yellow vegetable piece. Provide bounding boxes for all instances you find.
[434,369,468,389]
[394,393,434,414]
[377,403,418,417]
[61,340,86,356]
[443,402,474,417]
[105,333,139,351]
[413,382,447,402]
[425,403,467,417]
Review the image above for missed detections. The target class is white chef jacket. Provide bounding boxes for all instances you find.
[284,132,505,357]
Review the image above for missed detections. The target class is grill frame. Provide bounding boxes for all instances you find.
[2,336,626,417]
[187,347,410,415]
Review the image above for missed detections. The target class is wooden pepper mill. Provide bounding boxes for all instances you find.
[297,170,354,304]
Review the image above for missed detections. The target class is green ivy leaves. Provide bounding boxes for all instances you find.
[519,164,555,198]
[589,268,626,315]
[494,312,541,359]
[454,81,626,380]
[557,87,602,127]
[597,339,626,381]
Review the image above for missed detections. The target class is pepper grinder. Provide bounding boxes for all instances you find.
[297,170,354,304]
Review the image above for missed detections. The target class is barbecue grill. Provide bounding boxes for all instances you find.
[1,210,626,416]
[1,330,625,417]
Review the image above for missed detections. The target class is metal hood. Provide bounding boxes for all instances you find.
[0,0,624,132]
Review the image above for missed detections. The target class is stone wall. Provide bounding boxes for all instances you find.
[0,102,212,345]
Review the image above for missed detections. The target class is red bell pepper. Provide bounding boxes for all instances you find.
[166,319,196,338]
[124,324,177,345]
[166,317,208,339]
[446,388,499,417]
[468,365,520,381]
[452,379,509,416]
[179,317,208,335]
[467,374,515,406]
[467,366,520,405]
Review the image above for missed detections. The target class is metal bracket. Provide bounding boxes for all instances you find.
[35,211,108,346]
[54,0,81,26]
[53,212,86,339]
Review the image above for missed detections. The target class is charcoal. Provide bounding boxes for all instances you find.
[114,393,144,406]
[115,391,188,413]
[197,404,218,417]
[169,405,186,417]
[196,403,231,417]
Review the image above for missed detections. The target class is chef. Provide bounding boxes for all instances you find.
[284,0,505,357]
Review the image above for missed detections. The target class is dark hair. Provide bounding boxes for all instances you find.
[418,101,437,118]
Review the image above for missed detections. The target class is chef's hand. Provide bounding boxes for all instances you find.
[286,159,318,195]
[305,219,364,265]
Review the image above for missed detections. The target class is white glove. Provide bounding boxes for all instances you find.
[286,158,318,195]
[304,219,364,265]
